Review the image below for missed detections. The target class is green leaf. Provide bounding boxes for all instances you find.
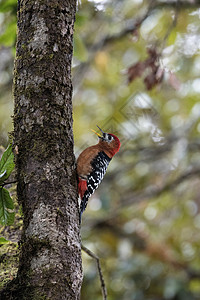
[75,13,88,28]
[0,0,17,13]
[0,188,15,225]
[0,237,9,244]
[0,20,17,47]
[0,170,6,179]
[73,33,88,62]
[0,144,15,183]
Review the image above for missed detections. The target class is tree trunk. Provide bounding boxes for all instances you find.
[1,0,83,299]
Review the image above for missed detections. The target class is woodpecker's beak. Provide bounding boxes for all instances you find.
[91,125,105,138]
[96,125,105,135]
[91,129,102,138]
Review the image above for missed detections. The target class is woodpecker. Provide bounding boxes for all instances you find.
[77,125,121,222]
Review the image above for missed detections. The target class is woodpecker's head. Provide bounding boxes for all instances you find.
[92,125,121,157]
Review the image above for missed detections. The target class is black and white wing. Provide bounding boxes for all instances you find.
[80,151,111,220]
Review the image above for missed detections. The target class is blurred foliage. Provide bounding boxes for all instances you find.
[0,205,21,290]
[0,144,15,225]
[1,0,200,299]
[0,0,17,146]
[73,1,200,299]
[0,144,18,289]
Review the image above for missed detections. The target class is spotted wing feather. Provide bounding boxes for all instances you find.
[80,151,111,220]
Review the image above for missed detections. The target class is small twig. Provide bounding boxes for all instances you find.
[160,0,179,50]
[81,244,107,300]
[0,180,17,187]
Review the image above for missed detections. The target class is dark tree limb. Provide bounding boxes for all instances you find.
[92,221,200,281]
[152,0,200,10]
[81,244,107,300]
[86,166,200,229]
[118,166,200,210]
[0,180,17,187]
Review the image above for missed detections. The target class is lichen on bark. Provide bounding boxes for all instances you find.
[1,1,82,299]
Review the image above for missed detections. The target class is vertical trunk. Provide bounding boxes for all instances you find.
[1,0,83,299]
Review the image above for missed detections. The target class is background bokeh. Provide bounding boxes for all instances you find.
[1,0,200,299]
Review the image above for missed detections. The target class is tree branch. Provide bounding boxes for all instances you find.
[73,0,200,90]
[0,180,17,187]
[92,221,200,280]
[81,244,107,300]
[73,3,154,90]
[86,166,200,229]
[121,166,200,208]
[152,0,200,10]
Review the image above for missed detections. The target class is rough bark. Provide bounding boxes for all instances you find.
[1,0,82,299]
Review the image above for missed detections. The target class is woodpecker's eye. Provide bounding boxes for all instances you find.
[108,135,113,141]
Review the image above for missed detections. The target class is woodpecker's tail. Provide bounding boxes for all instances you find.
[79,192,90,223]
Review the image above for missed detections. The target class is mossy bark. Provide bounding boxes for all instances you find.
[0,0,82,299]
